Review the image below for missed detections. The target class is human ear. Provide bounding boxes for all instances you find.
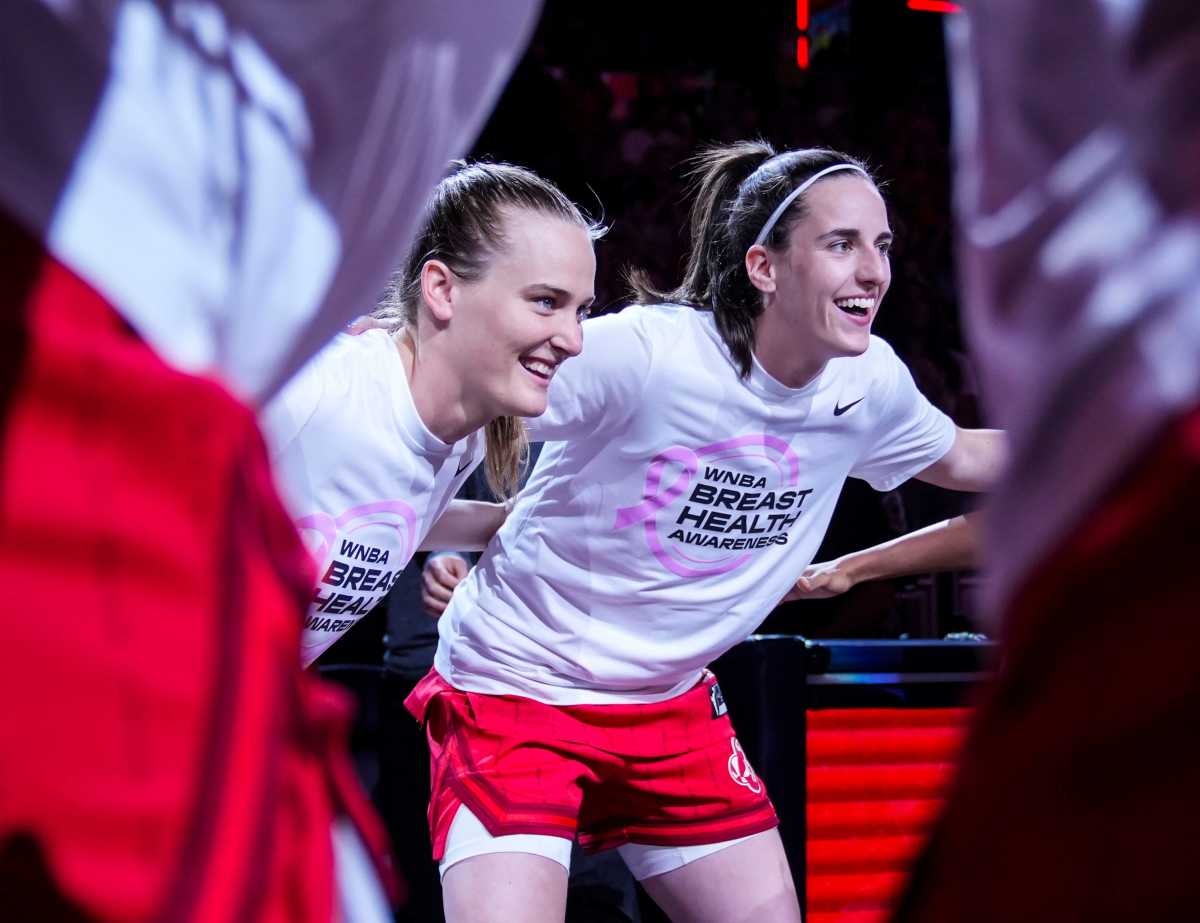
[745,244,776,295]
[420,260,456,323]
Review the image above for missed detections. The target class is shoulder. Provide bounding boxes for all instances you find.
[589,301,694,334]
[269,330,398,422]
[308,329,402,392]
[570,302,695,371]
[863,334,901,366]
[595,302,714,353]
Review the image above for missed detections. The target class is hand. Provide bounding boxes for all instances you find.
[782,559,856,601]
[422,554,469,618]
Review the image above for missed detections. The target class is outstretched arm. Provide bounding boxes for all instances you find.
[916,427,1008,492]
[418,499,509,552]
[784,510,984,602]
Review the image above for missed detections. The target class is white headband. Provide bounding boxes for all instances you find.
[752,163,869,247]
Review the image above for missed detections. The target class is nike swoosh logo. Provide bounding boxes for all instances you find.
[454,458,472,477]
[833,397,865,416]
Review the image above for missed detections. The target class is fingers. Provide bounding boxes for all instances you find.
[421,555,469,618]
[783,568,852,601]
[782,575,814,602]
[421,571,454,617]
[421,587,450,618]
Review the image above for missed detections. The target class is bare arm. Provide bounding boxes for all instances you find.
[784,510,984,601]
[916,428,1008,492]
[418,499,509,552]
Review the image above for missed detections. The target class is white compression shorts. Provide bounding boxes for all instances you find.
[438,803,769,881]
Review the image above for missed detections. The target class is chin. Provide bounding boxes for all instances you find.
[501,393,549,420]
[825,339,869,361]
[839,332,872,356]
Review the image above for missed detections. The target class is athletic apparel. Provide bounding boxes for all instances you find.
[0,216,394,923]
[439,803,764,881]
[892,404,1200,923]
[947,0,1200,626]
[263,329,484,666]
[0,0,541,403]
[435,303,955,704]
[440,804,574,875]
[405,670,779,860]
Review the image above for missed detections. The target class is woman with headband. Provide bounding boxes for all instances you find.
[409,142,1006,922]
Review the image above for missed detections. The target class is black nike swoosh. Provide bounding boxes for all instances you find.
[833,397,865,416]
[454,458,472,477]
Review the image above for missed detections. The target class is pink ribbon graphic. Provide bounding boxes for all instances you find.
[295,499,419,574]
[613,434,800,578]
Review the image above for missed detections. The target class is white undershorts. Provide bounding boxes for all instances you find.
[439,803,767,882]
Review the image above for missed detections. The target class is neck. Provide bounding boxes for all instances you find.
[393,331,486,444]
[750,311,826,388]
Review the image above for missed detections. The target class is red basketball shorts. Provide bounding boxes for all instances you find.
[0,211,393,922]
[405,669,779,861]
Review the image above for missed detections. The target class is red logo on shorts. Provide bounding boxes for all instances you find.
[727,738,762,794]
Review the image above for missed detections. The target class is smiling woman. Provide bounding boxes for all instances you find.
[261,162,602,666]
[412,141,1004,923]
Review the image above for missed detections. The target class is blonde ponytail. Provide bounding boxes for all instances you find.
[483,415,529,499]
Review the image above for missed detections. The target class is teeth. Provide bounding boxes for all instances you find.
[521,359,555,377]
[835,297,873,312]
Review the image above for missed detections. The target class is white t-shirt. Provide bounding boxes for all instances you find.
[263,330,483,666]
[434,303,955,704]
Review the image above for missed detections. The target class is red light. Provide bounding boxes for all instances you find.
[907,0,963,11]
[796,0,810,69]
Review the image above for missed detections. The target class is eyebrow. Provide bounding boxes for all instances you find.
[818,228,895,244]
[524,283,595,309]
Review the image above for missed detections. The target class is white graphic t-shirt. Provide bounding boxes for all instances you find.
[435,303,956,704]
[263,329,483,666]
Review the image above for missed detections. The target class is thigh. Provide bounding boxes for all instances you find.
[443,852,568,923]
[638,829,801,923]
[440,807,572,923]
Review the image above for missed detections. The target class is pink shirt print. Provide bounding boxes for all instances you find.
[296,499,417,662]
[613,434,812,578]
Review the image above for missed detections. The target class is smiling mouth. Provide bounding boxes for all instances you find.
[834,296,873,318]
[520,357,556,382]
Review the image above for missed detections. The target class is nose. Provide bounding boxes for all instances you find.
[856,246,888,289]
[551,310,584,358]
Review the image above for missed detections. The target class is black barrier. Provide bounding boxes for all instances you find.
[710,635,823,910]
[708,635,996,920]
